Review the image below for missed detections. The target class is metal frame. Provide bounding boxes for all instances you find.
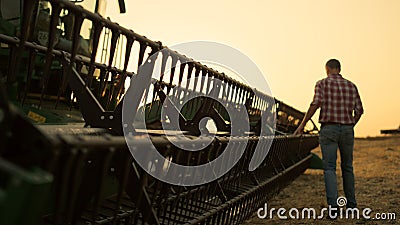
[0,1,320,224]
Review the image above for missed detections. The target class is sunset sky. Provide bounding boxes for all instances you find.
[102,0,399,137]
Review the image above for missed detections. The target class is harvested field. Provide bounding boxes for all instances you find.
[244,136,400,224]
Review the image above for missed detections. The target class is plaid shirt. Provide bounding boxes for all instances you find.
[311,74,364,124]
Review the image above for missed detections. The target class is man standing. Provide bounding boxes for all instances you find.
[294,59,364,215]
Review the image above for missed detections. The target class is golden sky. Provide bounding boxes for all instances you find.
[105,0,400,137]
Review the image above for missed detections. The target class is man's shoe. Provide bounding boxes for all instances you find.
[346,203,357,208]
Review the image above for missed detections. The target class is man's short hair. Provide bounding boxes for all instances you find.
[326,59,341,71]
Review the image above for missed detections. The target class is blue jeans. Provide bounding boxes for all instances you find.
[319,124,357,208]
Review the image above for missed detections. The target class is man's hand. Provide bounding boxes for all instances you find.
[293,104,319,136]
[294,125,304,135]
[353,114,362,126]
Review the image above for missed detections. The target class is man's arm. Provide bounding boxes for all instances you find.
[294,104,319,135]
[294,80,321,135]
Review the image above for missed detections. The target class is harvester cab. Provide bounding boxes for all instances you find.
[0,0,126,124]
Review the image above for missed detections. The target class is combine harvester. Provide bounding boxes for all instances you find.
[0,0,319,224]
[381,126,400,135]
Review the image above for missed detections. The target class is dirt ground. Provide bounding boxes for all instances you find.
[244,136,400,224]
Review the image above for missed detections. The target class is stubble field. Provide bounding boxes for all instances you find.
[244,136,400,224]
